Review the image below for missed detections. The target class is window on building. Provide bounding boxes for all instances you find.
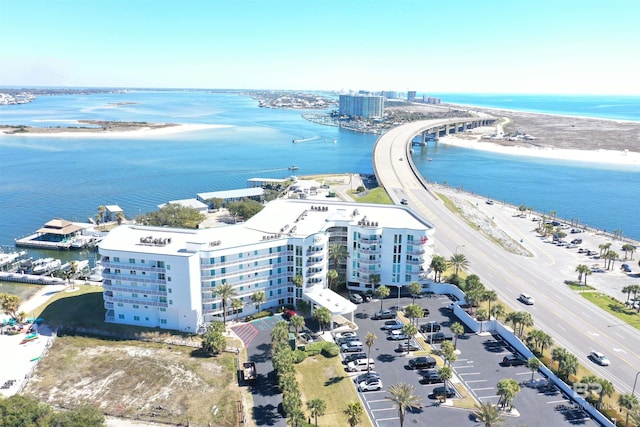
[133,304,139,309]
[157,261,165,268]
[160,297,167,303]
[145,317,149,321]
[168,277,172,282]
[166,264,170,270]
[118,314,124,319]
[168,288,172,293]
[117,303,123,307]
[129,258,135,264]
[115,269,121,274]
[160,319,167,324]
[130,270,136,275]
[114,257,120,262]
[132,293,138,298]
[169,300,173,305]
[134,316,140,321]
[160,308,166,312]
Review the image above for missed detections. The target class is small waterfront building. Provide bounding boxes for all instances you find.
[104,205,124,222]
[196,188,264,207]
[158,198,209,215]
[247,178,289,189]
[98,199,435,332]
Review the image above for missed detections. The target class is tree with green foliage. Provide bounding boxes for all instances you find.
[135,203,206,228]
[618,392,639,427]
[213,281,237,325]
[201,321,226,355]
[575,264,591,283]
[328,243,348,271]
[306,398,326,427]
[0,293,21,321]
[344,401,364,427]
[621,243,636,260]
[496,378,520,409]
[369,273,381,289]
[447,252,469,276]
[408,281,422,304]
[313,307,332,332]
[271,320,290,345]
[51,404,106,427]
[429,255,447,282]
[403,304,423,326]
[251,290,266,311]
[97,205,106,223]
[401,323,418,353]
[482,290,497,318]
[327,269,339,291]
[290,314,305,334]
[473,401,504,427]
[386,383,422,427]
[226,199,264,221]
[365,332,377,371]
[375,285,390,311]
[451,322,464,349]
[438,366,453,394]
[526,357,540,382]
[231,298,243,322]
[206,197,226,211]
[292,274,303,289]
[440,340,457,366]
[491,303,506,321]
[0,395,105,427]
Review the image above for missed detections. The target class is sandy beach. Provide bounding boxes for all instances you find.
[0,123,231,138]
[438,134,640,166]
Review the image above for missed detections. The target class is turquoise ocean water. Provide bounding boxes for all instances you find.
[0,91,638,262]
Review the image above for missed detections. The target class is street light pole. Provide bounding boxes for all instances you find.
[455,244,465,256]
[632,370,640,397]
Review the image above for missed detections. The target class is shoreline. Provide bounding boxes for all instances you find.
[437,134,640,166]
[0,123,231,138]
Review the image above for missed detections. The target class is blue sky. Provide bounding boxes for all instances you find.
[1,0,639,94]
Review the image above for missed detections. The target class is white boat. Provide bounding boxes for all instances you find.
[89,261,104,282]
[32,258,62,275]
[0,250,27,269]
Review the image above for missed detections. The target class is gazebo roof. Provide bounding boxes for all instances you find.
[37,218,84,235]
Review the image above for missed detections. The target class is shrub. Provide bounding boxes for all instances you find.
[321,342,340,358]
[293,349,307,363]
[305,342,324,356]
[246,310,272,321]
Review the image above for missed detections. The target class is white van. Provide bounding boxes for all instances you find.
[346,358,375,372]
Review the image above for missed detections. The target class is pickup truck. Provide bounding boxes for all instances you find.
[243,361,257,382]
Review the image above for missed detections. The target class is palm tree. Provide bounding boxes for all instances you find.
[517,312,534,337]
[328,243,348,271]
[575,264,590,283]
[403,304,422,326]
[491,303,506,321]
[496,378,520,409]
[306,398,326,427]
[618,392,639,427]
[365,332,377,371]
[429,255,447,282]
[603,250,619,270]
[438,366,453,393]
[447,252,469,276]
[290,314,305,334]
[251,290,266,311]
[327,269,338,290]
[451,322,464,349]
[620,243,635,260]
[408,281,422,304]
[271,320,290,345]
[313,307,332,332]
[482,290,497,318]
[473,401,504,427]
[582,267,592,285]
[440,340,457,366]
[386,383,422,427]
[369,273,381,289]
[97,205,106,223]
[401,323,418,353]
[213,281,237,325]
[375,285,390,312]
[526,358,540,382]
[344,401,363,427]
[115,211,125,225]
[231,298,243,322]
[596,378,614,409]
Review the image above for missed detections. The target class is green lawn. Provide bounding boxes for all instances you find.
[580,291,640,330]
[296,355,373,427]
[355,187,393,204]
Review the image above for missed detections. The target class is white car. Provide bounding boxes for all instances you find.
[334,331,357,342]
[518,293,535,305]
[589,351,610,366]
[358,378,382,392]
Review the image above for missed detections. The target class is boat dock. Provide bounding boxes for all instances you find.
[0,272,66,285]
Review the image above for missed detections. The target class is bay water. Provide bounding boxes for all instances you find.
[0,91,638,263]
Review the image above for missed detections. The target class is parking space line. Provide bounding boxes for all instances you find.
[478,395,500,400]
[547,399,569,404]
[515,371,531,376]
[371,408,397,413]
[465,379,488,383]
[459,372,481,376]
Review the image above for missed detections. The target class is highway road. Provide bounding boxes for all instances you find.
[373,119,640,396]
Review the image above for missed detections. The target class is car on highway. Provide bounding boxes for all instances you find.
[419,322,441,333]
[358,377,382,392]
[589,351,610,366]
[341,341,364,353]
[343,352,367,364]
[518,293,535,305]
[421,369,444,384]
[400,198,408,205]
[372,309,397,320]
[431,385,456,399]
[349,293,364,304]
[396,342,420,352]
[408,356,437,370]
[501,354,527,366]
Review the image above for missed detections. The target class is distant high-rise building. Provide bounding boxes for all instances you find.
[407,91,417,102]
[339,94,384,118]
[382,91,398,99]
[422,95,441,104]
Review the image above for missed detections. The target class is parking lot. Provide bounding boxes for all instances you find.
[344,292,603,427]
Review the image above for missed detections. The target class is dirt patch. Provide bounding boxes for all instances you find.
[23,335,240,426]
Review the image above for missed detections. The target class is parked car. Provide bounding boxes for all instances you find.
[421,369,444,384]
[431,386,456,399]
[355,371,380,384]
[343,352,367,364]
[427,332,453,343]
[334,331,357,340]
[571,228,584,234]
[282,309,296,320]
[337,336,361,346]
[341,341,364,353]
[518,293,535,305]
[621,264,632,273]
[372,310,397,320]
[382,323,404,332]
[571,238,583,244]
[397,342,420,352]
[358,378,383,392]
[408,356,437,370]
[387,333,410,341]
[300,333,313,343]
[589,351,610,366]
[501,354,527,366]
[422,307,430,317]
[419,322,441,333]
[349,293,364,304]
[346,358,375,372]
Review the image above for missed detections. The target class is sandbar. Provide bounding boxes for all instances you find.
[0,122,231,138]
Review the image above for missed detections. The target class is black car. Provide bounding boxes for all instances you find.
[428,332,453,343]
[343,352,367,364]
[432,386,456,399]
[421,369,444,384]
[408,356,437,370]
[501,354,527,366]
[422,308,430,317]
[419,322,441,333]
[372,310,397,320]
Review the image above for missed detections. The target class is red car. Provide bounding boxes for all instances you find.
[282,309,297,320]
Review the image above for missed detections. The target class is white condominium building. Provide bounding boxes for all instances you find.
[98,199,435,332]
